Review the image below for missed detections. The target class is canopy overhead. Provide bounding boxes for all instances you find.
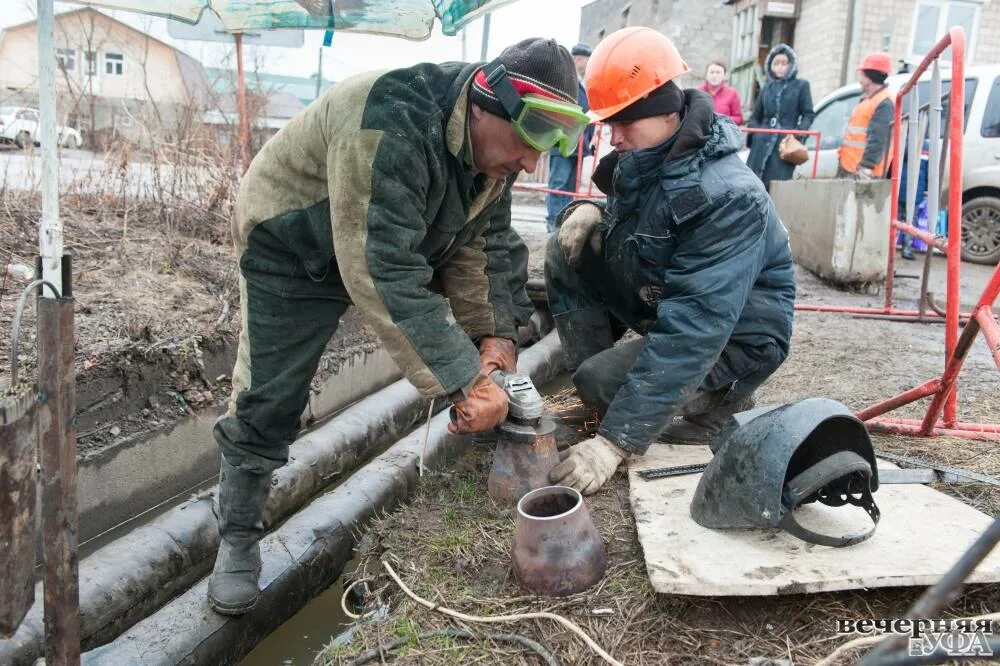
[67,0,516,39]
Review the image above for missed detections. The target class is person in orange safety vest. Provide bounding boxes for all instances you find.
[838,51,894,180]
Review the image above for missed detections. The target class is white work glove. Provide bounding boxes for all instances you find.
[557,203,603,269]
[856,167,875,182]
[549,433,626,495]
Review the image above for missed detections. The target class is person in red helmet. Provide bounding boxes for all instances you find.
[838,51,895,181]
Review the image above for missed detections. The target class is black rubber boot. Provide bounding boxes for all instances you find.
[660,391,756,447]
[207,457,272,615]
[553,307,616,371]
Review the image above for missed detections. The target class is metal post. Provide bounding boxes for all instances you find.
[927,62,942,241]
[38,257,80,665]
[943,27,965,427]
[480,13,491,60]
[315,46,322,100]
[235,32,251,173]
[905,87,919,229]
[36,0,61,299]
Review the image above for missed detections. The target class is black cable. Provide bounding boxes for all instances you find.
[346,628,559,666]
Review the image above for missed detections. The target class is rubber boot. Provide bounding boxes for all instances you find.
[660,391,756,447]
[553,307,616,371]
[901,234,915,260]
[207,457,272,615]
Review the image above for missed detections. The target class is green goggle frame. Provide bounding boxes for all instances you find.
[484,61,590,158]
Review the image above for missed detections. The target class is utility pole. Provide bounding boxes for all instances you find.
[315,46,323,99]
[480,13,491,61]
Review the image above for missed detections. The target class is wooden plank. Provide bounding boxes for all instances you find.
[629,444,1000,596]
[0,389,38,636]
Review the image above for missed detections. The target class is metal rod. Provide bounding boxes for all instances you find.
[38,293,80,665]
[235,32,251,173]
[875,417,1000,434]
[855,378,941,422]
[866,421,1000,441]
[905,86,919,231]
[886,98,903,310]
[862,515,1000,663]
[36,0,61,299]
[926,61,942,252]
[10,278,61,386]
[944,26,966,427]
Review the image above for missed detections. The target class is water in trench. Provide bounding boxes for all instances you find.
[240,557,359,666]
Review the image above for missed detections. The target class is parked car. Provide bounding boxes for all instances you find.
[797,64,1000,264]
[0,106,84,149]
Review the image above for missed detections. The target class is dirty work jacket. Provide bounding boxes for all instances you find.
[582,90,796,454]
[233,62,525,400]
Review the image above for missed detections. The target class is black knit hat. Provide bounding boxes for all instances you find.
[604,81,685,122]
[470,37,578,119]
[862,68,888,85]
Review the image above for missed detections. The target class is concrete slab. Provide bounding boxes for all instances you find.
[629,444,1000,596]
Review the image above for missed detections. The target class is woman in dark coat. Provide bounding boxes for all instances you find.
[746,43,815,190]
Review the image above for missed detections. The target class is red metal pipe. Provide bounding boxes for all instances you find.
[944,26,966,426]
[867,420,1000,441]
[892,219,947,252]
[874,417,1000,434]
[977,308,1000,374]
[855,378,942,421]
[511,184,607,199]
[793,304,977,320]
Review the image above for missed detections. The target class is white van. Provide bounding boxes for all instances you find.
[797,64,1000,264]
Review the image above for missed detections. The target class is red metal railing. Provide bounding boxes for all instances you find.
[848,26,1000,440]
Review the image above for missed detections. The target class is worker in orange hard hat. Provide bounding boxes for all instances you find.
[544,27,795,496]
[838,51,895,182]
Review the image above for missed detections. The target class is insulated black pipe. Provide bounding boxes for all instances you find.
[81,333,565,665]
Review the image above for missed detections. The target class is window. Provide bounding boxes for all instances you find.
[84,50,98,76]
[732,5,757,63]
[56,48,75,73]
[980,76,1000,138]
[910,1,979,63]
[105,52,124,76]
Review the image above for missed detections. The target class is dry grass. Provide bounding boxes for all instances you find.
[314,390,1000,666]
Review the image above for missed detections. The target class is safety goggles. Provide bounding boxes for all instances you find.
[484,61,590,158]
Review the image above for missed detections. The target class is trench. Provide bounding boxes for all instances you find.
[239,371,575,666]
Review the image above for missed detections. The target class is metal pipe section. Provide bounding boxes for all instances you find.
[873,417,1000,434]
[855,378,941,422]
[866,420,1000,441]
[905,86,920,231]
[0,332,565,665]
[36,0,62,299]
[80,334,565,665]
[926,62,942,249]
[943,27,966,427]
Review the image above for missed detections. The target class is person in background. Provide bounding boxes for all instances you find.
[699,60,743,125]
[545,43,596,233]
[746,43,814,190]
[837,51,894,181]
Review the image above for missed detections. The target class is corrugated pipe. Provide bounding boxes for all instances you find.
[0,331,563,665]
[82,332,565,665]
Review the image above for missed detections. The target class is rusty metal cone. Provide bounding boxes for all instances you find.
[512,486,607,596]
[487,417,559,505]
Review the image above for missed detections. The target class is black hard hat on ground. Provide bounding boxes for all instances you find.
[690,398,880,548]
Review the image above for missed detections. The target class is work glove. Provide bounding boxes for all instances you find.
[548,433,626,495]
[448,374,509,435]
[856,167,875,182]
[557,203,603,269]
[478,336,517,375]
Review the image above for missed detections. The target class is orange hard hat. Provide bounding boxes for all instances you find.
[859,51,892,76]
[584,27,690,121]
